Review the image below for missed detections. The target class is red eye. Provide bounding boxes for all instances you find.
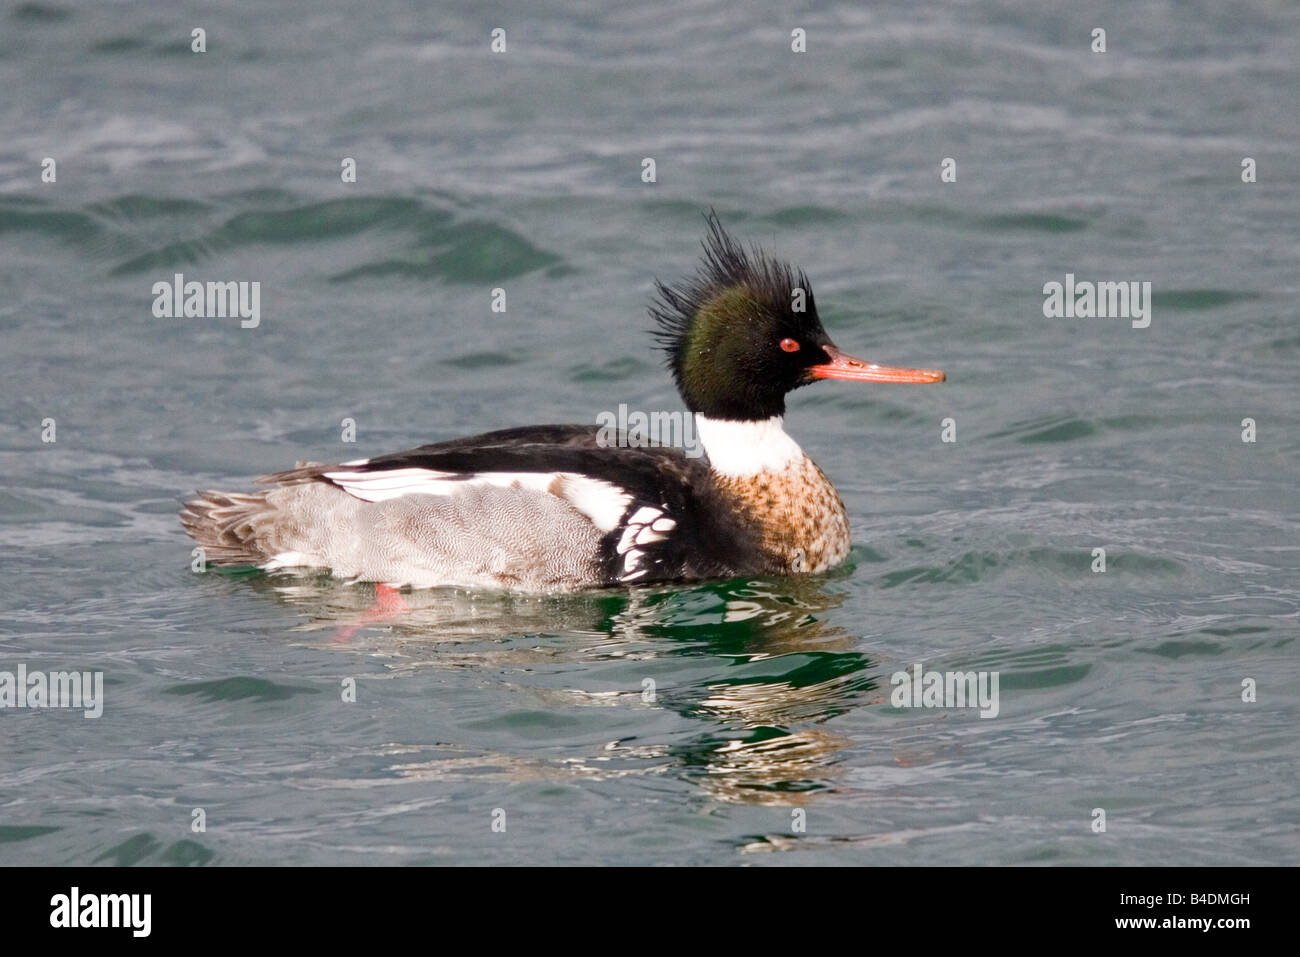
[780,338,800,353]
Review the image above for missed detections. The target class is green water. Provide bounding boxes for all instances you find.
[0,0,1297,865]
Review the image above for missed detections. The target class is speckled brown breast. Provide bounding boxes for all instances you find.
[714,454,851,574]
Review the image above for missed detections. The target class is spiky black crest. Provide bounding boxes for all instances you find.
[648,210,834,420]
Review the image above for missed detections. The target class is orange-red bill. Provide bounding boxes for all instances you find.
[808,345,945,384]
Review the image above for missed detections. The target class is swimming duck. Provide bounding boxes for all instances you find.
[180,213,945,591]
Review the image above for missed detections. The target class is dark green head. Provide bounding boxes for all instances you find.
[650,212,945,421]
[650,213,835,421]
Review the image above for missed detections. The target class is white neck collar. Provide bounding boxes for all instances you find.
[694,415,805,477]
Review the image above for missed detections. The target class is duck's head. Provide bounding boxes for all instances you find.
[650,212,945,421]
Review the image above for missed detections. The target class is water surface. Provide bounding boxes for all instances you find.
[1,0,1297,865]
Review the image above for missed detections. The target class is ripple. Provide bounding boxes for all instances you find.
[1140,640,1224,659]
[86,194,213,221]
[0,203,103,242]
[92,195,566,283]
[10,3,71,24]
[879,551,1000,587]
[987,413,1098,444]
[0,825,60,842]
[93,833,215,867]
[980,212,1089,233]
[442,350,526,370]
[89,36,152,55]
[161,676,321,703]
[1151,289,1262,311]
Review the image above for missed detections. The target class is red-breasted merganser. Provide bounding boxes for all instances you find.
[181,213,945,592]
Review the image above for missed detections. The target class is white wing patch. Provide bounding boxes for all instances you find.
[322,467,632,533]
[551,474,632,533]
[615,505,677,581]
[323,467,459,499]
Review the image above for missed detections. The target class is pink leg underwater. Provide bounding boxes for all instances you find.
[333,583,410,643]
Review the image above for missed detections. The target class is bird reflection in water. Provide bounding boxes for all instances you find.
[236,565,877,806]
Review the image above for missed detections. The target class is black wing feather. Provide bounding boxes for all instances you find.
[258,424,763,585]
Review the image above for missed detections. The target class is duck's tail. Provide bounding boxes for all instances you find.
[179,488,280,566]
[180,460,335,566]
